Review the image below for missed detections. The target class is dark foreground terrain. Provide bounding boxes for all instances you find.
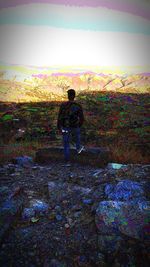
[0,159,149,267]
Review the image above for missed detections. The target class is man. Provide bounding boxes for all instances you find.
[57,89,84,166]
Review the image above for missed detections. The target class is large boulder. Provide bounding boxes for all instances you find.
[35,146,110,167]
[0,187,25,244]
[105,180,144,201]
[95,178,150,255]
[96,199,150,240]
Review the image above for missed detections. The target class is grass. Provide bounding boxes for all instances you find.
[107,142,149,164]
[0,140,42,164]
[0,90,149,165]
[0,138,149,165]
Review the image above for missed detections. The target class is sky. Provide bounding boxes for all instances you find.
[0,0,150,70]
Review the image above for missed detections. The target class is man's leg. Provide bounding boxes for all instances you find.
[74,127,85,154]
[74,127,81,151]
[62,128,70,162]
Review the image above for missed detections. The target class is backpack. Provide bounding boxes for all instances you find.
[61,102,79,128]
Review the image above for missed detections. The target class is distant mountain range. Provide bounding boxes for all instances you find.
[0,62,150,81]
[0,63,150,102]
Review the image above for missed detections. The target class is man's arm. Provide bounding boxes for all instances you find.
[57,103,63,131]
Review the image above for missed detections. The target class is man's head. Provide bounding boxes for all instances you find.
[67,89,76,101]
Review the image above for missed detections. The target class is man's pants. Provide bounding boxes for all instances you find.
[62,127,81,161]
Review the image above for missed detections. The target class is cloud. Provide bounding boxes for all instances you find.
[0,1,150,20]
[0,4,150,34]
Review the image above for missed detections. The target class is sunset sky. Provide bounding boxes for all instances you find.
[0,0,150,70]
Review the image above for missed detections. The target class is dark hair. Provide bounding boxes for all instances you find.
[67,89,76,100]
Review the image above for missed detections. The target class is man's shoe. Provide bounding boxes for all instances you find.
[77,146,85,154]
[65,163,71,167]
[62,161,71,167]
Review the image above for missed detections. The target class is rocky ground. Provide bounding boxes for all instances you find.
[0,160,150,267]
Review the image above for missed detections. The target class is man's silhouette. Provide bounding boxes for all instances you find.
[57,89,84,165]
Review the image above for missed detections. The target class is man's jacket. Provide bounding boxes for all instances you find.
[57,101,84,130]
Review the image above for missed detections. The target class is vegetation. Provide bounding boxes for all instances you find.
[0,72,149,164]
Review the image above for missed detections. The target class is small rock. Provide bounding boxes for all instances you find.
[44,258,63,267]
[98,234,122,253]
[22,208,35,220]
[107,163,128,170]
[56,214,63,221]
[82,199,93,205]
[13,156,33,168]
[93,169,104,177]
[74,211,82,218]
